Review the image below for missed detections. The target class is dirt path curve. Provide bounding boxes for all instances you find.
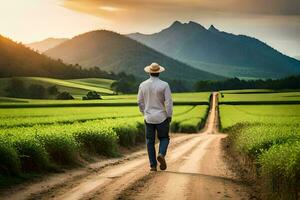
[1,92,252,200]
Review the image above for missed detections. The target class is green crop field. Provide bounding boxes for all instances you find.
[0,92,211,108]
[219,91,300,104]
[99,92,211,103]
[219,105,300,129]
[219,97,300,198]
[171,106,208,133]
[0,104,208,182]
[220,89,275,94]
[0,105,207,128]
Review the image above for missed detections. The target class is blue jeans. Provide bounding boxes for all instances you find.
[145,118,170,168]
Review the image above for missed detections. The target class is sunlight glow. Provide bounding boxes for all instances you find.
[0,0,299,56]
[99,6,121,12]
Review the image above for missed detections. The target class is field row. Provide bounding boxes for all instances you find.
[219,90,300,104]
[0,105,208,180]
[0,92,211,108]
[219,104,300,199]
[0,105,207,128]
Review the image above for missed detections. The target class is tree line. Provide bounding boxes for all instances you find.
[110,73,191,94]
[5,78,107,100]
[194,76,300,91]
[112,75,300,94]
[5,78,75,99]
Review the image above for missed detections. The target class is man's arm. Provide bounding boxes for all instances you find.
[137,85,145,115]
[165,84,173,121]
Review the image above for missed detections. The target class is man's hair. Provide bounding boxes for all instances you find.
[150,73,159,77]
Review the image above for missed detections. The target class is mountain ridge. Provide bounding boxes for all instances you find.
[128,21,300,78]
[45,30,225,82]
[0,34,112,79]
[26,38,69,52]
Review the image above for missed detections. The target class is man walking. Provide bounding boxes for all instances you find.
[138,63,173,171]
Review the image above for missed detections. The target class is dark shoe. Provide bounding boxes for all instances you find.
[150,167,157,171]
[157,154,167,170]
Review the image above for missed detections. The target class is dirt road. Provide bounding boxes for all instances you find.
[2,92,252,200]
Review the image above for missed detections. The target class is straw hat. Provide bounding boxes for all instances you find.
[144,63,165,73]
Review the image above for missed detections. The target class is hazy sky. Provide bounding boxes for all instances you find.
[0,0,299,57]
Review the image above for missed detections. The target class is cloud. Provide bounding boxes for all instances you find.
[61,0,300,56]
[63,0,300,16]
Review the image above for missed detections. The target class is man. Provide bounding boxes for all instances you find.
[137,63,173,171]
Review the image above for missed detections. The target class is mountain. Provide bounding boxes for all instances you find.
[128,21,300,79]
[26,38,68,52]
[45,30,224,82]
[0,35,111,79]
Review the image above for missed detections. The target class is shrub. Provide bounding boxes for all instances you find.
[47,85,59,95]
[73,124,118,156]
[0,136,20,175]
[170,121,180,132]
[223,121,300,199]
[37,130,78,165]
[259,142,300,199]
[27,84,46,99]
[231,124,300,156]
[56,92,74,100]
[5,78,26,98]
[135,122,145,143]
[82,91,102,100]
[179,123,198,133]
[12,135,50,172]
[114,123,138,147]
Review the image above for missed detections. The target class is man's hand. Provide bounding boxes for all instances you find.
[167,117,172,123]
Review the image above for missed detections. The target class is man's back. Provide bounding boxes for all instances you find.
[138,76,173,124]
[139,63,172,171]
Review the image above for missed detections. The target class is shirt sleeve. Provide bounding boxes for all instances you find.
[164,84,173,117]
[137,85,145,115]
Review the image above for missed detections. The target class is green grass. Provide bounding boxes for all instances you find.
[93,92,211,103]
[0,97,28,103]
[0,92,211,108]
[220,89,275,94]
[171,106,209,133]
[0,105,206,128]
[0,106,141,128]
[219,103,300,198]
[219,105,300,130]
[219,91,300,104]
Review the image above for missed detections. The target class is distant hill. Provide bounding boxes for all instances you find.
[45,30,224,82]
[0,35,116,79]
[26,38,68,52]
[0,34,75,78]
[0,77,114,98]
[128,21,300,79]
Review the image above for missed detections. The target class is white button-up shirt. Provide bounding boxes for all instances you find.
[137,76,173,124]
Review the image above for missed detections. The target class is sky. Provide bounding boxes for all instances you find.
[0,0,299,57]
